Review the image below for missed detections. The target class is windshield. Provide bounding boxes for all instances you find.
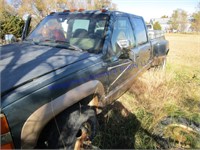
[27,13,108,52]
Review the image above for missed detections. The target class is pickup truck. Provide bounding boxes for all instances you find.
[0,9,169,149]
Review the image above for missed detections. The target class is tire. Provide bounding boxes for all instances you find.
[36,105,98,149]
[151,56,167,71]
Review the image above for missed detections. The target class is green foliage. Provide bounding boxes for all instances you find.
[161,15,168,18]
[191,11,200,32]
[153,22,162,30]
[0,11,24,39]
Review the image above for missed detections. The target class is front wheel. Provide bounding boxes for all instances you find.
[36,105,98,149]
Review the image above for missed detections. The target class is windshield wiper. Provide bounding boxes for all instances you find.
[41,39,83,51]
[24,39,39,45]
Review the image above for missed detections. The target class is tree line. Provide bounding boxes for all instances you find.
[1,0,200,41]
[153,3,200,32]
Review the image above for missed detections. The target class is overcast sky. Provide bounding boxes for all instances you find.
[113,0,199,22]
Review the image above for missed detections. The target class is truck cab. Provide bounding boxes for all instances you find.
[1,9,169,149]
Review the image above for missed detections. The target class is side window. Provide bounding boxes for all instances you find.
[131,18,147,45]
[111,17,135,56]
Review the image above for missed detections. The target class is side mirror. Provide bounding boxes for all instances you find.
[21,14,32,40]
[117,39,131,50]
[5,34,16,44]
[22,14,31,21]
[117,39,131,59]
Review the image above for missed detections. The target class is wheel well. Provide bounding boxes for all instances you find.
[79,94,101,114]
[35,94,100,148]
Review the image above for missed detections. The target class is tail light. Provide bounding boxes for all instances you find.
[1,114,14,149]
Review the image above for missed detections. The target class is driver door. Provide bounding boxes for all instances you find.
[107,17,139,100]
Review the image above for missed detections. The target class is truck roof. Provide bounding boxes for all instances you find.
[49,9,143,19]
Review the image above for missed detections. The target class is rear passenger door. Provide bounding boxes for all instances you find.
[130,17,151,68]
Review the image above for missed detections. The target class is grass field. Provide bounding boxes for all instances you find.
[94,33,200,149]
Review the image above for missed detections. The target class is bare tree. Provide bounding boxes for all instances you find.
[170,10,179,31]
[170,9,188,32]
[91,0,116,10]
[16,0,116,17]
[196,1,200,11]
[191,2,200,32]
[179,10,188,32]
[3,0,117,28]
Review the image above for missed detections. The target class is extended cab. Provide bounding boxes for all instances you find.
[0,9,169,149]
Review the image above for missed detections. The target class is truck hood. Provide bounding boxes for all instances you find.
[0,42,91,95]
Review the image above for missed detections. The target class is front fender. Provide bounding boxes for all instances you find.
[21,80,105,148]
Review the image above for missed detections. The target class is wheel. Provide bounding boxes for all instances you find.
[151,56,167,71]
[36,105,98,149]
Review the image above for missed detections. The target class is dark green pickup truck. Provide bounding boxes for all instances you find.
[0,9,169,149]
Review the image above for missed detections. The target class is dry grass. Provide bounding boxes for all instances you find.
[94,33,200,149]
[127,33,200,114]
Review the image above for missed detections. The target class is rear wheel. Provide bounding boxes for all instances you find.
[151,56,167,71]
[36,105,98,149]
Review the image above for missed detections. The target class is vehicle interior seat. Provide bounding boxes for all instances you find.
[73,29,88,38]
[95,29,104,38]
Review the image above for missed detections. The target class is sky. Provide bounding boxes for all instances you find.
[113,0,199,22]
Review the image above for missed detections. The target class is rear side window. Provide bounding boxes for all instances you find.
[131,18,147,45]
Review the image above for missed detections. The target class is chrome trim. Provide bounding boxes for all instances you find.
[110,63,132,87]
[107,61,131,71]
[105,60,152,101]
